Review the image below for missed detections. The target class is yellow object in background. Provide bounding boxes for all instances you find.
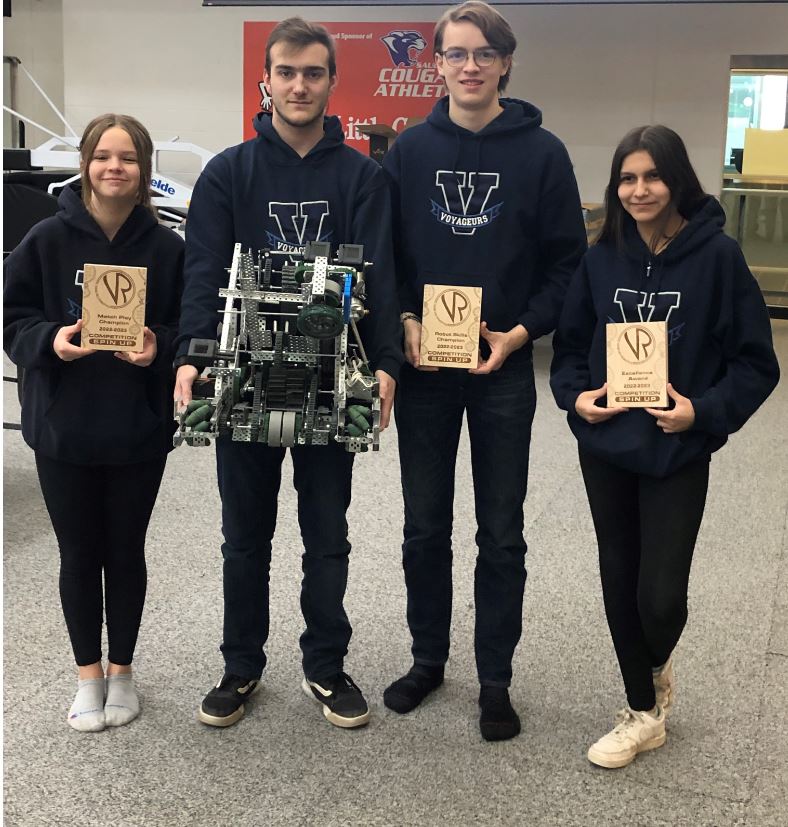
[742,128,788,177]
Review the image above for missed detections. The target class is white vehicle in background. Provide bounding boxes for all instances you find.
[3,60,215,225]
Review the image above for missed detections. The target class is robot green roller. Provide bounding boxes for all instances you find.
[174,240,380,453]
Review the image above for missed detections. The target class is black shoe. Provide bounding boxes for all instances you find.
[302,672,370,728]
[479,686,521,742]
[198,674,259,727]
[383,665,444,714]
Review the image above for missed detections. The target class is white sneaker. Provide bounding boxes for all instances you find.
[653,657,674,716]
[587,706,666,769]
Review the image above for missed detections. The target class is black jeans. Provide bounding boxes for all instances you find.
[395,360,536,687]
[579,447,710,710]
[35,453,167,666]
[215,437,355,682]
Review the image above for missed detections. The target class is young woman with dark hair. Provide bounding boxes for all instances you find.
[596,125,707,253]
[4,114,183,732]
[551,124,779,768]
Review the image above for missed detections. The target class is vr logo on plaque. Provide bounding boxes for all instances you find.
[606,321,668,407]
[420,284,482,369]
[81,264,147,352]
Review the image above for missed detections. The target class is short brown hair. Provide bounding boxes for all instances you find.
[434,1,516,92]
[265,17,336,78]
[79,114,154,213]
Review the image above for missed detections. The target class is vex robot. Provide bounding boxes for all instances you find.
[175,241,380,453]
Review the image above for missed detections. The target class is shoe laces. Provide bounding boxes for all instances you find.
[611,707,642,739]
[328,672,360,694]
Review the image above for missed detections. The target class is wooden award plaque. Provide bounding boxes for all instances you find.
[606,321,668,407]
[81,264,147,352]
[420,284,483,369]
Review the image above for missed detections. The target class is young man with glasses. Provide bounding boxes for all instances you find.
[382,1,586,741]
[174,18,401,730]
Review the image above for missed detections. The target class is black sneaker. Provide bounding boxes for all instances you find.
[479,686,521,742]
[301,672,370,728]
[198,674,258,727]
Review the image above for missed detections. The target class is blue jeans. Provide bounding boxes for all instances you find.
[395,358,537,687]
[215,437,354,682]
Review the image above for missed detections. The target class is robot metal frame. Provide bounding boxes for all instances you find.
[174,241,381,453]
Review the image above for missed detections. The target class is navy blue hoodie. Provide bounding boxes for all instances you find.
[176,112,403,380]
[550,196,779,478]
[3,183,184,465]
[383,97,587,350]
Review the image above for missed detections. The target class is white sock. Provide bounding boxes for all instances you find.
[104,673,140,727]
[68,678,105,732]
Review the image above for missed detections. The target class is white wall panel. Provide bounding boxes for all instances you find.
[37,1,788,199]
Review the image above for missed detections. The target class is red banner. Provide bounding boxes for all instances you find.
[243,22,443,151]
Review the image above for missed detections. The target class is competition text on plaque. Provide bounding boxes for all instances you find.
[420,284,482,369]
[81,264,147,352]
[606,321,668,408]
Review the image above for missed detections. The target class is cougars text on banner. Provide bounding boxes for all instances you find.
[243,22,444,151]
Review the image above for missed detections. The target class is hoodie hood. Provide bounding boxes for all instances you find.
[621,195,728,297]
[426,96,542,138]
[622,195,727,264]
[56,182,158,248]
[425,96,545,187]
[251,111,346,166]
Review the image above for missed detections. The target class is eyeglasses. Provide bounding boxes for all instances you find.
[439,47,500,68]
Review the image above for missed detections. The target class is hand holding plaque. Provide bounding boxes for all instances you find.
[420,284,483,369]
[606,321,668,408]
[81,264,147,352]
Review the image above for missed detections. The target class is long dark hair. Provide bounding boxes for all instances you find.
[596,125,707,251]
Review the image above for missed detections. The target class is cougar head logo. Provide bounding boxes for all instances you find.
[381,30,427,67]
